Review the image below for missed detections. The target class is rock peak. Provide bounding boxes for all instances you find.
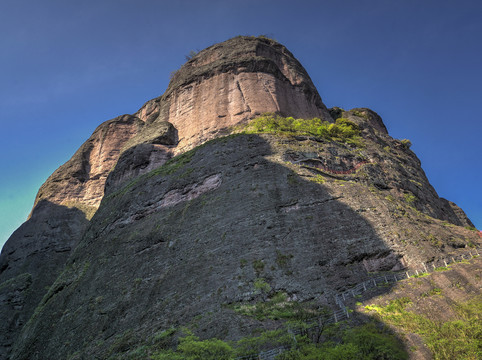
[135,36,332,152]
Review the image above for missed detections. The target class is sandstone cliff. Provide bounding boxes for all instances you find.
[0,36,479,359]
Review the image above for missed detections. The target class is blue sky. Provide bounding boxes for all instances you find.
[1,0,481,250]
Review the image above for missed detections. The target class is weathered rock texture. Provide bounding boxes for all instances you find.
[9,131,480,359]
[33,114,144,215]
[0,201,89,358]
[135,36,332,153]
[0,36,479,359]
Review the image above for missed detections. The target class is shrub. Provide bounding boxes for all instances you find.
[185,50,198,61]
[400,139,412,149]
[278,323,407,360]
[253,278,271,293]
[252,259,265,274]
[151,331,234,360]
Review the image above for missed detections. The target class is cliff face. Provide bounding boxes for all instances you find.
[0,36,479,359]
[0,36,332,359]
[134,36,331,153]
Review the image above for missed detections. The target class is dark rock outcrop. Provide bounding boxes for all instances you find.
[10,132,480,359]
[0,201,89,359]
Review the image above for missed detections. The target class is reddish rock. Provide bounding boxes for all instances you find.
[33,114,144,217]
[135,36,332,153]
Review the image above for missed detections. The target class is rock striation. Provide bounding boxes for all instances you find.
[135,36,332,153]
[0,36,479,359]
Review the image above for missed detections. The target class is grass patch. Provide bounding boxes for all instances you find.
[365,296,482,360]
[434,266,450,272]
[412,272,429,278]
[422,288,442,297]
[242,114,362,145]
[403,192,417,204]
[229,292,323,321]
[149,150,195,177]
[309,174,326,184]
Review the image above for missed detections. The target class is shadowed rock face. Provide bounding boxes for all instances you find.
[0,201,89,359]
[0,36,479,359]
[9,134,480,360]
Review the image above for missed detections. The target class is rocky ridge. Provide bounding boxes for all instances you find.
[0,36,479,359]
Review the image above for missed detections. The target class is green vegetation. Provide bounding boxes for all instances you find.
[253,278,271,293]
[239,259,248,268]
[422,288,442,297]
[276,251,294,267]
[243,114,362,145]
[252,259,265,274]
[403,192,417,204]
[385,194,395,202]
[185,50,198,61]
[412,272,430,278]
[229,292,319,321]
[400,139,412,149]
[352,110,369,119]
[146,314,406,360]
[309,174,325,184]
[107,147,196,199]
[151,331,234,360]
[0,273,32,291]
[150,150,195,177]
[426,234,443,248]
[365,296,482,360]
[147,328,293,359]
[409,179,423,188]
[278,323,407,360]
[287,172,300,185]
[434,266,450,272]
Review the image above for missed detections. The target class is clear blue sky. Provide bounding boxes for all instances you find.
[1,0,481,251]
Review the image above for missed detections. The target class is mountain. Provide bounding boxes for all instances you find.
[0,36,479,360]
